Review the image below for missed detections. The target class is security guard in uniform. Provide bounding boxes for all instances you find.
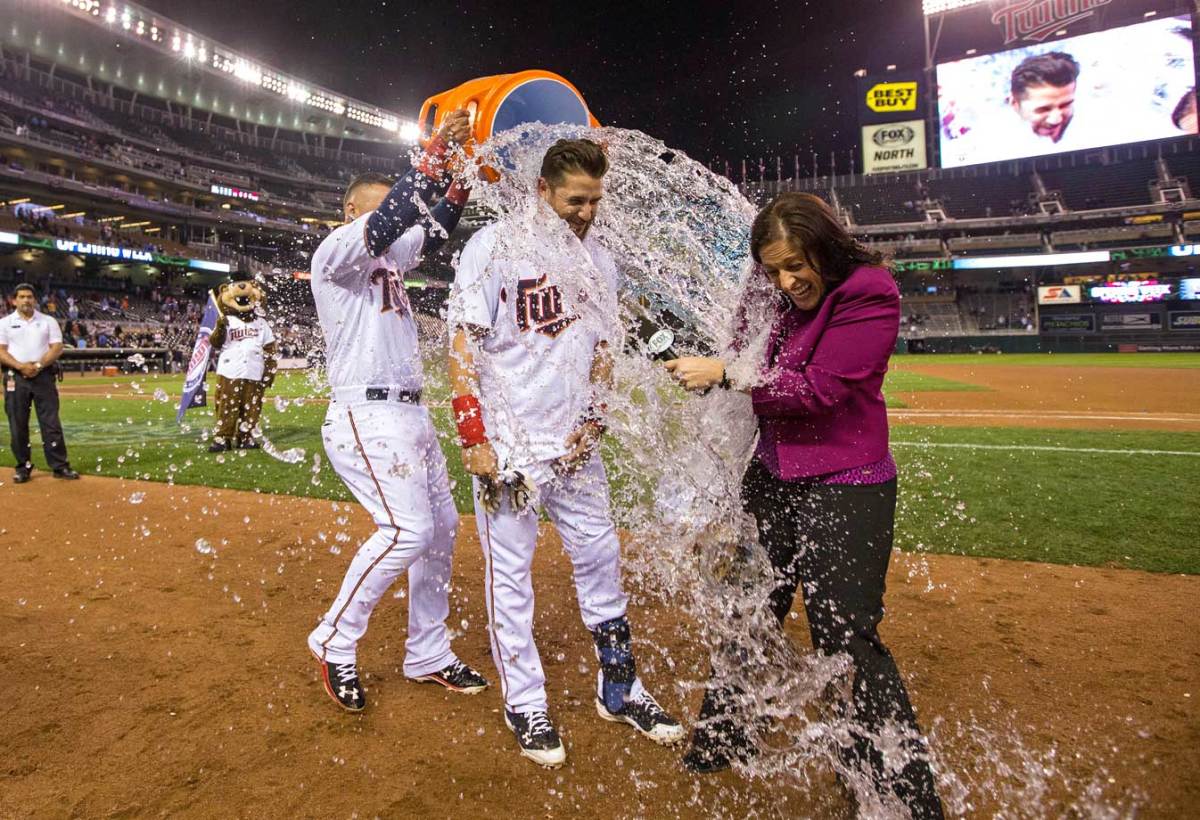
[0,283,79,483]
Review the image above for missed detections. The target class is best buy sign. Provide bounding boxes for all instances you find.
[866,81,918,113]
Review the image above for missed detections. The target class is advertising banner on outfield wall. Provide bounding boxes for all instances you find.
[1041,314,1095,333]
[1100,312,1163,330]
[1037,284,1082,305]
[862,120,928,174]
[1169,311,1200,331]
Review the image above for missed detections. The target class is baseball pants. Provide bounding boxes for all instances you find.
[307,399,459,677]
[473,453,628,714]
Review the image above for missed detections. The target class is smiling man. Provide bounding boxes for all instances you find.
[1009,51,1079,144]
[447,138,684,768]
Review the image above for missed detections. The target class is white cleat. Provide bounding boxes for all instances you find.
[596,689,686,746]
[505,709,567,768]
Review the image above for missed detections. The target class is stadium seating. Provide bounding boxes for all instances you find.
[1037,158,1161,211]
[925,173,1033,219]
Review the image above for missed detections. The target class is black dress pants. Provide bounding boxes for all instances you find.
[726,458,943,818]
[4,369,70,472]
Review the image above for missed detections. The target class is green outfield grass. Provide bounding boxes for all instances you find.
[4,357,1195,574]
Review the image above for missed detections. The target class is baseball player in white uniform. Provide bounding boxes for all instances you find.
[448,138,683,767]
[307,110,488,712]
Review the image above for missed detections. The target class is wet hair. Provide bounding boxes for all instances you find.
[750,192,883,287]
[13,282,36,298]
[1011,52,1080,100]
[342,172,395,211]
[539,138,608,188]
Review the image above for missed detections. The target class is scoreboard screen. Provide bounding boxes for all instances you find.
[937,15,1197,168]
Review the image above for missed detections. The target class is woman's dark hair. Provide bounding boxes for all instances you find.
[750,192,884,286]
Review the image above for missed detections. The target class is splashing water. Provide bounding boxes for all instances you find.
[456,124,1138,817]
[257,433,306,465]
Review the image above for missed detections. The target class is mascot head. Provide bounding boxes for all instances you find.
[215,272,264,317]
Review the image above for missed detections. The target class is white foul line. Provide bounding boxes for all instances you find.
[891,441,1200,457]
[891,410,1200,423]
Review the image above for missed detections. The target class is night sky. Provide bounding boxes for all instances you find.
[137,0,924,173]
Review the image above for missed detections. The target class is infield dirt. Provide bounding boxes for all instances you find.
[1,475,1196,818]
[889,362,1200,431]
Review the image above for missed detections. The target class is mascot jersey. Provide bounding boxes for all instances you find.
[216,315,275,381]
[311,215,425,392]
[449,211,620,466]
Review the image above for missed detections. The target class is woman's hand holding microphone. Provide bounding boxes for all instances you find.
[665,357,727,391]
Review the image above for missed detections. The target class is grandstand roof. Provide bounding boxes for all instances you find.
[3,0,417,144]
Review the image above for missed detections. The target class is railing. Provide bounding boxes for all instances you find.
[59,347,171,375]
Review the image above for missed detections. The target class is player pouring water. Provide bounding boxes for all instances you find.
[305,110,490,712]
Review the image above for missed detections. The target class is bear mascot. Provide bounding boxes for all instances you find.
[208,273,277,452]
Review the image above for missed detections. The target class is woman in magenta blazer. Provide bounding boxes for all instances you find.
[667,193,943,817]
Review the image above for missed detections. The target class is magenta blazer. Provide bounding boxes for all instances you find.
[750,264,899,481]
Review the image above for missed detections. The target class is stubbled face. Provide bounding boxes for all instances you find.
[759,239,825,311]
[538,171,604,239]
[344,183,391,222]
[1012,83,1075,142]
[14,290,36,316]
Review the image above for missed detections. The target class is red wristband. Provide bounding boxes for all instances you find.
[452,394,488,448]
[445,178,471,208]
[416,135,450,180]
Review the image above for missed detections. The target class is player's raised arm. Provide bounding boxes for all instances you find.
[364,109,471,258]
[421,177,471,256]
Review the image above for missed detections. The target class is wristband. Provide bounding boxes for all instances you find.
[415,135,451,180]
[452,394,489,448]
[445,178,471,208]
[719,366,731,391]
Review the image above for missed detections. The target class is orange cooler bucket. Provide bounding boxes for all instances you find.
[418,69,599,148]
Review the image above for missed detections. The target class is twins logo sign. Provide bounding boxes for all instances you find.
[516,275,577,337]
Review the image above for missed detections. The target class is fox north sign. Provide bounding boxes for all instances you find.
[862,121,928,173]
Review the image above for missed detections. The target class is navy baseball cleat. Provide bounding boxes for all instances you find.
[595,685,685,745]
[504,709,566,768]
[315,658,366,712]
[411,659,489,694]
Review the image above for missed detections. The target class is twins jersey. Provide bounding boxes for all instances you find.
[310,213,426,392]
[215,314,275,381]
[449,213,620,466]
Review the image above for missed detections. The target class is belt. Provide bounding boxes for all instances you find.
[364,387,421,404]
